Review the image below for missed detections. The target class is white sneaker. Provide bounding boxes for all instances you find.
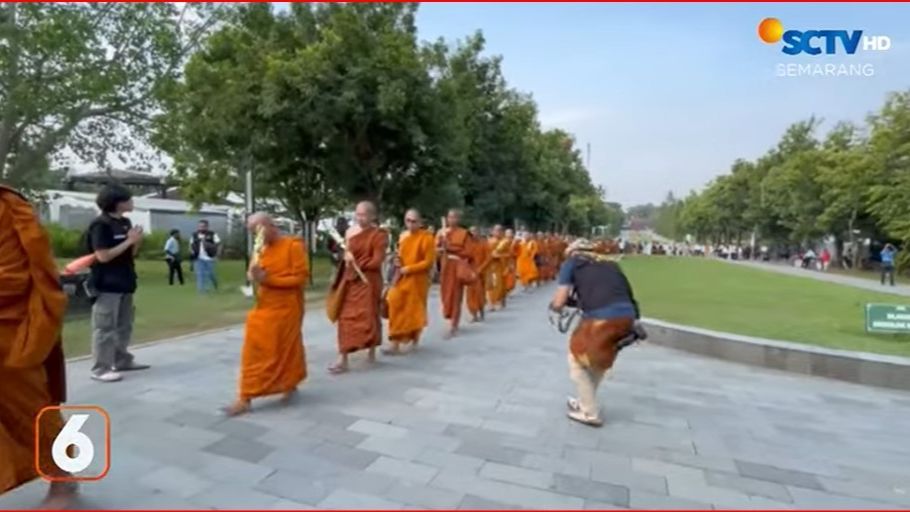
[91,371,122,383]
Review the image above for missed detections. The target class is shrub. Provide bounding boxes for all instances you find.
[45,223,85,259]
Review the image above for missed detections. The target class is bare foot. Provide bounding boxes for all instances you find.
[382,345,401,356]
[367,348,377,363]
[328,361,348,374]
[222,399,251,417]
[40,481,78,509]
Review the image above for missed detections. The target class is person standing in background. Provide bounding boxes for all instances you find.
[87,184,150,382]
[164,229,184,285]
[820,248,831,272]
[191,219,221,293]
[881,243,898,286]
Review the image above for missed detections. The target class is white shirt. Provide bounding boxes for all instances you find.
[196,232,221,261]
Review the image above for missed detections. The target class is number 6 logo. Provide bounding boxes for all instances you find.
[36,406,110,482]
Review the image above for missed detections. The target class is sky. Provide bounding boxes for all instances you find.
[412,2,910,207]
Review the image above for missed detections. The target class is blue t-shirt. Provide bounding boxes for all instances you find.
[882,247,896,265]
[558,257,637,320]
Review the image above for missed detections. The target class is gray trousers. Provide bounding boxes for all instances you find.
[91,292,136,374]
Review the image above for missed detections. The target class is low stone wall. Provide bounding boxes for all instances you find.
[642,318,910,392]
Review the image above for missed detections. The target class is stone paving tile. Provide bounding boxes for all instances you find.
[317,489,405,509]
[457,494,518,510]
[2,286,909,510]
[366,456,440,485]
[552,473,630,507]
[478,461,554,489]
[383,481,466,509]
[735,460,825,490]
[202,436,275,464]
[704,470,794,502]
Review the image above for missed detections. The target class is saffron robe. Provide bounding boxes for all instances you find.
[517,240,540,286]
[335,227,387,354]
[504,237,519,293]
[240,236,308,399]
[466,234,490,316]
[387,230,436,343]
[0,186,68,493]
[486,237,509,307]
[439,227,473,327]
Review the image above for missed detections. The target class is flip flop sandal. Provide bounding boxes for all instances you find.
[567,410,603,427]
[566,397,581,412]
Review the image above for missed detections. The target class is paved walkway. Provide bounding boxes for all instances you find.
[729,259,910,298]
[3,286,910,510]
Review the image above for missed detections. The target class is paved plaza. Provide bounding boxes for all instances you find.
[3,287,910,509]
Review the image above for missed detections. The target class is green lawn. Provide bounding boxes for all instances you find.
[620,256,910,357]
[62,257,333,357]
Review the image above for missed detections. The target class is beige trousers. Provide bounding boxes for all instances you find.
[567,353,607,418]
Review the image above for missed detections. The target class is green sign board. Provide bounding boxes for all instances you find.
[865,303,910,333]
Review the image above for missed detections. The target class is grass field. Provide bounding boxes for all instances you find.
[620,256,910,357]
[62,257,333,357]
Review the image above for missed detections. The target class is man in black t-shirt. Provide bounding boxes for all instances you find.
[86,184,150,382]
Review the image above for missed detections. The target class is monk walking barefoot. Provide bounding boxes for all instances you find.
[330,202,387,373]
[224,213,308,417]
[0,186,79,507]
[438,209,474,339]
[384,209,435,355]
[466,226,490,322]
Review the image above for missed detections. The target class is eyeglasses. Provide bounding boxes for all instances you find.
[405,218,418,223]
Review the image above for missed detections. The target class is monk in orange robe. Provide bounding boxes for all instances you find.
[438,209,474,338]
[466,226,490,322]
[503,229,518,294]
[330,201,388,373]
[486,225,510,311]
[517,232,540,290]
[384,209,435,354]
[0,185,77,506]
[540,232,555,281]
[224,213,308,416]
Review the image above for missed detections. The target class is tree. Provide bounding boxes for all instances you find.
[0,3,222,190]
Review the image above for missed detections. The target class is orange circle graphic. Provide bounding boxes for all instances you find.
[758,18,784,44]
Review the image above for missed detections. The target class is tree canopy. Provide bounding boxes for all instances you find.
[155,3,610,234]
[641,89,910,267]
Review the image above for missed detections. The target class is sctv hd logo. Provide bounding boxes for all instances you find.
[758,18,891,55]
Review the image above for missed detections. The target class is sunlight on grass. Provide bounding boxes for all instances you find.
[620,257,910,358]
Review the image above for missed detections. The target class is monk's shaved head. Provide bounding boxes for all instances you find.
[492,224,503,238]
[404,208,422,232]
[446,208,462,228]
[355,201,377,228]
[247,212,279,242]
[248,212,276,229]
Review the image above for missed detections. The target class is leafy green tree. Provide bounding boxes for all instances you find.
[0,3,222,190]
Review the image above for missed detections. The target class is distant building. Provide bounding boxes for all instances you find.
[41,189,234,237]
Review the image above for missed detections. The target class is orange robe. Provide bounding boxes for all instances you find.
[540,239,554,280]
[240,236,308,400]
[439,227,473,328]
[486,237,509,307]
[466,234,490,316]
[0,186,68,493]
[503,237,518,293]
[517,240,540,286]
[336,227,387,354]
[387,230,436,344]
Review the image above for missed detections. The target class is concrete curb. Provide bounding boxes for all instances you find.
[642,317,910,392]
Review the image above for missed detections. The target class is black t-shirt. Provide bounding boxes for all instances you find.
[89,215,138,294]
